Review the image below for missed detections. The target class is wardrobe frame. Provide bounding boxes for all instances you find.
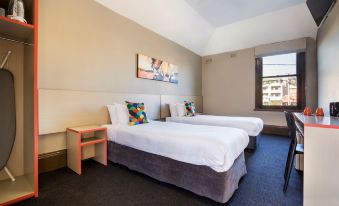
[0,0,38,204]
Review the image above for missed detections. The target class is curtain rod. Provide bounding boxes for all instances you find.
[0,36,34,46]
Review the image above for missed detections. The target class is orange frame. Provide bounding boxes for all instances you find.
[66,127,108,175]
[34,0,39,198]
[1,0,39,205]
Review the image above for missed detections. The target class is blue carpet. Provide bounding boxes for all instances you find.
[17,135,302,206]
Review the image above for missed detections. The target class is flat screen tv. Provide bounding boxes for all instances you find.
[307,0,337,26]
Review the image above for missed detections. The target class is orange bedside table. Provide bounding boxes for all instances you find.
[66,125,107,175]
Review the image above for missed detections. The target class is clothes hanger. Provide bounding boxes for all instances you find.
[0,51,12,69]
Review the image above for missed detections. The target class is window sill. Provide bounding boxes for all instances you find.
[254,108,303,112]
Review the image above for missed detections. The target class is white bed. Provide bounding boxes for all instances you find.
[103,121,249,172]
[166,115,263,137]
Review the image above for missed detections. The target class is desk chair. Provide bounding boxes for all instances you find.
[284,111,304,192]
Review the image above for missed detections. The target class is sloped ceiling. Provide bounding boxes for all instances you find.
[185,0,305,27]
[95,0,317,56]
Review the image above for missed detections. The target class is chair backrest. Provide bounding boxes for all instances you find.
[284,111,297,141]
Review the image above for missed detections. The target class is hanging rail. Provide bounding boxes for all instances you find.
[0,36,34,46]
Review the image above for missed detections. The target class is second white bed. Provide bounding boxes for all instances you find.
[166,115,264,137]
[103,121,249,172]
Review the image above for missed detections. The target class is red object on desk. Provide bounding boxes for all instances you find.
[303,107,312,116]
[315,107,324,116]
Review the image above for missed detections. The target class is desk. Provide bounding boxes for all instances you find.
[293,113,339,206]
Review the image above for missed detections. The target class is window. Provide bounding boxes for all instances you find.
[255,52,305,111]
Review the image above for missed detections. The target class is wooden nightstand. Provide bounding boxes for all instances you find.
[66,125,107,175]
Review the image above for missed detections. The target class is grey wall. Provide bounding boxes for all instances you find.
[317,2,339,114]
[39,0,202,96]
[202,38,317,126]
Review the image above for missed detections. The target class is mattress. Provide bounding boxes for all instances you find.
[103,121,249,172]
[166,115,264,136]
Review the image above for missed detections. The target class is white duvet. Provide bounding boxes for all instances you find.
[103,121,248,172]
[166,115,264,136]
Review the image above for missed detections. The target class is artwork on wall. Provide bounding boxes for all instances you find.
[137,54,178,84]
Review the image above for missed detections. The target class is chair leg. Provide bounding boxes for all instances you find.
[284,150,296,192]
[284,142,294,179]
[4,166,15,182]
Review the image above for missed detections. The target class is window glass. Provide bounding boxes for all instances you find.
[263,53,296,77]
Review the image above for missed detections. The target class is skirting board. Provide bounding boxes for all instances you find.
[262,125,289,137]
[38,150,67,173]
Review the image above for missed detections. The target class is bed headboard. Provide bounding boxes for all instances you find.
[160,95,203,118]
[39,89,161,135]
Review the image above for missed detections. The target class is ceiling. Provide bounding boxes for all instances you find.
[95,0,317,56]
[185,0,306,27]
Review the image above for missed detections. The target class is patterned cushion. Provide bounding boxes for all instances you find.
[125,101,149,126]
[184,101,196,116]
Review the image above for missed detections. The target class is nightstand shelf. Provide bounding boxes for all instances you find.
[66,125,107,175]
[81,137,106,145]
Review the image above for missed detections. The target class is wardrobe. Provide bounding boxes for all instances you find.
[0,0,38,204]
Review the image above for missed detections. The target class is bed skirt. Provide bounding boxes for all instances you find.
[108,141,247,203]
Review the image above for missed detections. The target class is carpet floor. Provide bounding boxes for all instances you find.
[17,135,302,206]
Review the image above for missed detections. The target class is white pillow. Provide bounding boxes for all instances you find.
[107,105,118,124]
[176,103,186,117]
[114,103,130,125]
[169,103,178,117]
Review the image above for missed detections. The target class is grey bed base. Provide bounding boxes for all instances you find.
[108,141,247,203]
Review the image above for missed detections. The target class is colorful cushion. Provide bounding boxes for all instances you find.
[125,101,149,126]
[184,101,196,116]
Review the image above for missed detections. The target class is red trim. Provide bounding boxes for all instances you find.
[67,127,106,134]
[0,16,34,29]
[1,193,35,206]
[105,128,108,166]
[294,113,339,130]
[66,127,108,175]
[33,0,39,198]
[78,133,82,175]
[80,128,106,133]
[80,139,106,147]
[305,124,339,130]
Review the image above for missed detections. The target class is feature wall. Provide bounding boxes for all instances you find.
[38,0,202,154]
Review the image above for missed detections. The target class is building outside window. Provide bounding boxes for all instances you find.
[255,52,305,111]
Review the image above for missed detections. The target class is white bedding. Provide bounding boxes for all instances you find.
[103,121,248,172]
[166,115,264,136]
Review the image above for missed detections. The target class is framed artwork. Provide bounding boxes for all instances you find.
[137,54,178,84]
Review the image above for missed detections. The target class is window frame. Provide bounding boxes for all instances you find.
[255,52,306,112]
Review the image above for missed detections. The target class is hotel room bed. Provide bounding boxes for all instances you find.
[104,121,248,203]
[166,115,264,150]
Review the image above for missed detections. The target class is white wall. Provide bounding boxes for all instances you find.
[39,0,202,96]
[317,2,339,114]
